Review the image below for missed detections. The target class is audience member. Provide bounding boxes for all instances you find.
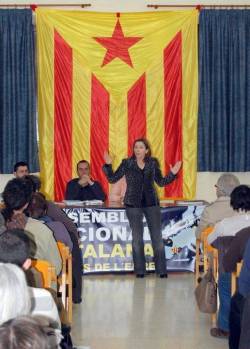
[208,185,250,245]
[13,161,29,178]
[0,263,31,325]
[223,227,250,273]
[208,185,250,339]
[2,178,62,275]
[65,160,105,201]
[228,238,250,349]
[26,175,83,304]
[0,230,60,326]
[0,316,52,349]
[28,193,73,251]
[195,174,240,238]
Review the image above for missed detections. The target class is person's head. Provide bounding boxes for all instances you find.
[132,138,151,160]
[215,174,240,198]
[25,175,42,192]
[0,316,50,349]
[0,263,31,325]
[13,162,29,178]
[2,178,33,214]
[230,185,250,212]
[77,160,90,178]
[0,229,31,270]
[27,192,47,219]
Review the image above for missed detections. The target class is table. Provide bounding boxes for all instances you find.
[64,204,204,274]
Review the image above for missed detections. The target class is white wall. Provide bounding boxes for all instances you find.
[1,0,249,11]
[197,172,250,202]
[1,172,249,202]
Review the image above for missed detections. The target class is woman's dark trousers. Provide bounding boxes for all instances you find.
[126,206,166,275]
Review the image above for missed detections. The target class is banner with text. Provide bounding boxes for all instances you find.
[65,206,204,273]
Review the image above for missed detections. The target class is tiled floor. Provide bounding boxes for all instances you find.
[72,273,228,349]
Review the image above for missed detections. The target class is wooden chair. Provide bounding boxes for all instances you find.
[200,227,218,325]
[195,236,203,285]
[201,227,218,274]
[231,261,243,295]
[195,226,215,285]
[31,259,57,289]
[57,242,73,324]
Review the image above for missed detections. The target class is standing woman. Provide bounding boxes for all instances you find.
[103,138,181,278]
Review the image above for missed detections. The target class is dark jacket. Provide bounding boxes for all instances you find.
[103,157,176,207]
[47,201,79,239]
[223,227,250,273]
[65,178,105,201]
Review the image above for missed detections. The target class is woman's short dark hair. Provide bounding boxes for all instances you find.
[0,229,31,267]
[230,185,250,211]
[27,193,48,219]
[132,138,152,158]
[0,316,50,349]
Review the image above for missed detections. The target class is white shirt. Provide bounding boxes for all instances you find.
[29,287,61,328]
[208,213,250,245]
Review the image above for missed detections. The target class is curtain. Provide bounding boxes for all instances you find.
[198,10,250,171]
[0,9,38,173]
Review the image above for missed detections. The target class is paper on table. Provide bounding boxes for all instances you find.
[63,200,84,206]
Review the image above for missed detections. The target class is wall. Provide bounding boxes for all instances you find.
[1,0,249,11]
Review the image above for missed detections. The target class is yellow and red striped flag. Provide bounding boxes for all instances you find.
[37,9,198,201]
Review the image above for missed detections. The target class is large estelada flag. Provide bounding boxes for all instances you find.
[36,9,198,201]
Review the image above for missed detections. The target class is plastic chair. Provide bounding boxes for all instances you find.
[31,259,57,289]
[200,227,218,325]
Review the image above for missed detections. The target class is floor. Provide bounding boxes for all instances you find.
[71,273,228,349]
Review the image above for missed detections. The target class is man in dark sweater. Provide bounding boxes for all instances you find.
[228,238,250,349]
[65,160,105,201]
[223,227,250,273]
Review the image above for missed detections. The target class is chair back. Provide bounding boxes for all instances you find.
[31,259,57,289]
[57,242,73,324]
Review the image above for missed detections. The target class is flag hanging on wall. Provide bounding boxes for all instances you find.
[36,9,198,201]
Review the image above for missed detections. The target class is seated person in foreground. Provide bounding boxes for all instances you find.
[0,316,58,349]
[0,229,60,326]
[65,160,105,201]
[195,173,240,239]
[208,185,250,246]
[228,237,250,349]
[2,178,62,275]
[26,175,83,304]
[0,264,61,347]
[208,185,250,339]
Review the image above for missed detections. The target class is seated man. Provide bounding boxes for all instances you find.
[195,173,240,239]
[65,160,105,201]
[13,161,29,178]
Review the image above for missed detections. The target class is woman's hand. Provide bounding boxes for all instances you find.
[170,161,182,175]
[104,151,112,165]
